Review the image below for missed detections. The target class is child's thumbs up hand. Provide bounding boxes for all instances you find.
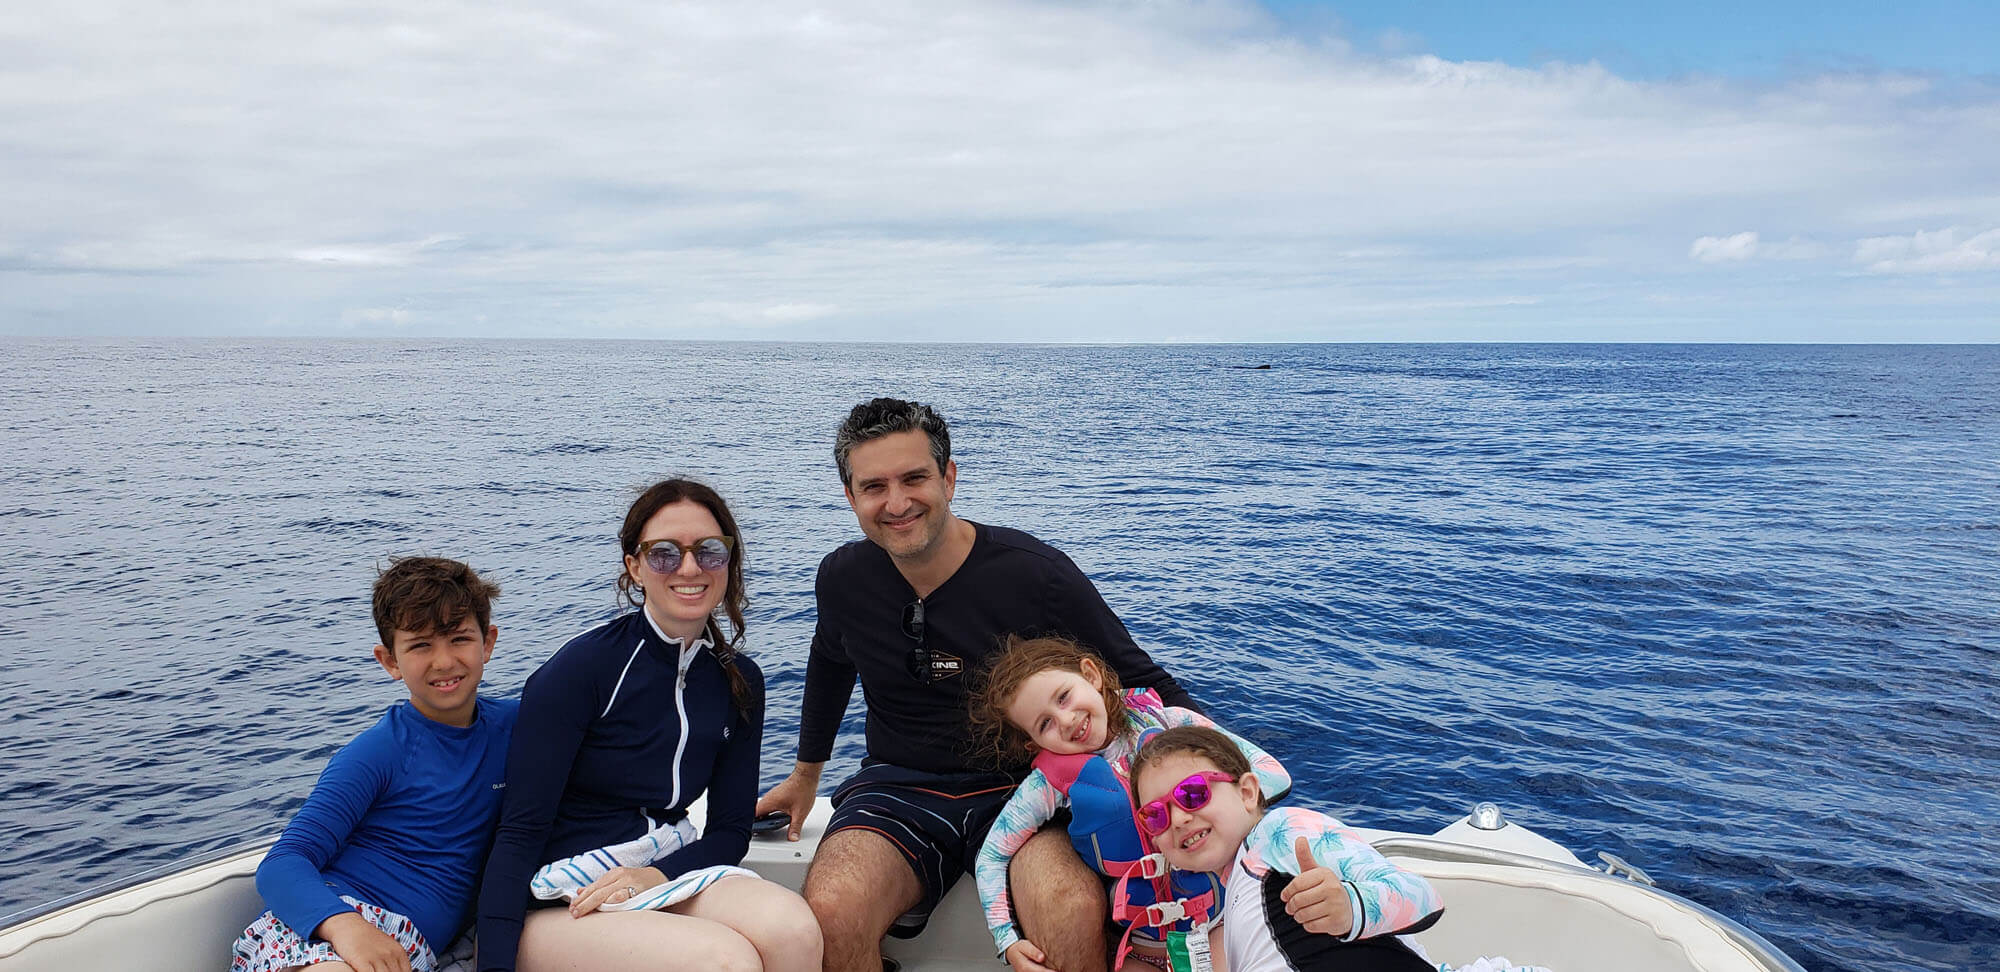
[1278,835,1353,937]
[1293,835,1317,874]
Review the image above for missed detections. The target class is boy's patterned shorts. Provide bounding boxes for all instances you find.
[229,895,436,972]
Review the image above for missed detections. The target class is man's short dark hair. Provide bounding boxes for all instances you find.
[372,556,499,649]
[833,398,952,487]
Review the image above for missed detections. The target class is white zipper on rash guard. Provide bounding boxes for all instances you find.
[667,638,700,807]
[640,610,710,809]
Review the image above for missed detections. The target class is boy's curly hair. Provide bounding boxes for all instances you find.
[967,634,1131,769]
[372,556,499,648]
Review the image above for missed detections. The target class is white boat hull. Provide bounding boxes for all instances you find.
[0,802,1801,972]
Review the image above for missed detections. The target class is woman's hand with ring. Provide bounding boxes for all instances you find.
[572,866,668,917]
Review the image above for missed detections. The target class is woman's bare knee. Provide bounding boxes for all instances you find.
[520,908,762,972]
[682,877,824,972]
[750,913,823,972]
[674,932,762,972]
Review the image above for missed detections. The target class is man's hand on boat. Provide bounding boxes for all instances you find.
[569,865,669,917]
[1004,938,1059,972]
[316,911,413,972]
[1278,836,1355,937]
[754,760,824,841]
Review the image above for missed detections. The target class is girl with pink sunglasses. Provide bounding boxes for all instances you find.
[1132,726,1549,972]
[967,636,1291,972]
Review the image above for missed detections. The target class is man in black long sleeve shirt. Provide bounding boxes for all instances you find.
[757,398,1194,972]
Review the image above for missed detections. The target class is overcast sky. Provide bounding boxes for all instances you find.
[3,0,1996,342]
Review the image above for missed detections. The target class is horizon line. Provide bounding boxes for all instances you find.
[6,333,1998,348]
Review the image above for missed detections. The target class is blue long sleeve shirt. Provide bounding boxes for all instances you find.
[255,696,517,950]
[476,611,765,972]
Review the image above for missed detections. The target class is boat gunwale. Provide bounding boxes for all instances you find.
[1376,836,1808,972]
[3,828,1808,972]
[0,839,274,939]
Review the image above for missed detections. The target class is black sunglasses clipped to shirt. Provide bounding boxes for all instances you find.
[902,599,933,683]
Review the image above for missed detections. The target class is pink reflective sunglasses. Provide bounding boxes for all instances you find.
[1137,771,1237,836]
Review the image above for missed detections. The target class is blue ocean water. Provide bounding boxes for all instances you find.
[1,339,1995,971]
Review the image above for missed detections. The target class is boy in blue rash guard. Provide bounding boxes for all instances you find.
[231,557,518,972]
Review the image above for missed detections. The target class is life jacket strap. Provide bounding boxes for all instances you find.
[1101,852,1169,880]
[1154,897,1191,925]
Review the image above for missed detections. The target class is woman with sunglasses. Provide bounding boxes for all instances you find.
[476,479,821,972]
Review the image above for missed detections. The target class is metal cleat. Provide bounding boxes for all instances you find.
[1595,851,1656,886]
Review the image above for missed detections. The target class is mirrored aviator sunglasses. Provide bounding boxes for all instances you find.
[639,536,735,574]
[1138,771,1237,836]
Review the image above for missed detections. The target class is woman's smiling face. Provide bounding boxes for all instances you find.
[1135,751,1261,874]
[623,499,729,642]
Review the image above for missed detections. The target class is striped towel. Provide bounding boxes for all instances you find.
[530,816,755,913]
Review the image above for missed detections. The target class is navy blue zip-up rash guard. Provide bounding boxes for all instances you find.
[799,521,1194,773]
[476,610,765,972]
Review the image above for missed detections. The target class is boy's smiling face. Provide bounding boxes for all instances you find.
[372,615,495,727]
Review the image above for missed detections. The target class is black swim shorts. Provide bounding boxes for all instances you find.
[824,761,1020,937]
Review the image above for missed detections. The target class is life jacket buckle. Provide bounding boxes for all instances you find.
[1136,853,1169,880]
[1145,899,1188,926]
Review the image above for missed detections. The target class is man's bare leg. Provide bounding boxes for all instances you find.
[803,829,923,972]
[1011,825,1109,972]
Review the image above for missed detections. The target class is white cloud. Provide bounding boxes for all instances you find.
[1691,232,1761,262]
[693,301,840,324]
[292,236,462,267]
[341,307,414,326]
[1854,227,2000,273]
[1,0,1997,340]
[1690,232,1828,263]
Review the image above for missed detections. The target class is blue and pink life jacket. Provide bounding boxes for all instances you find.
[1031,741,1224,968]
